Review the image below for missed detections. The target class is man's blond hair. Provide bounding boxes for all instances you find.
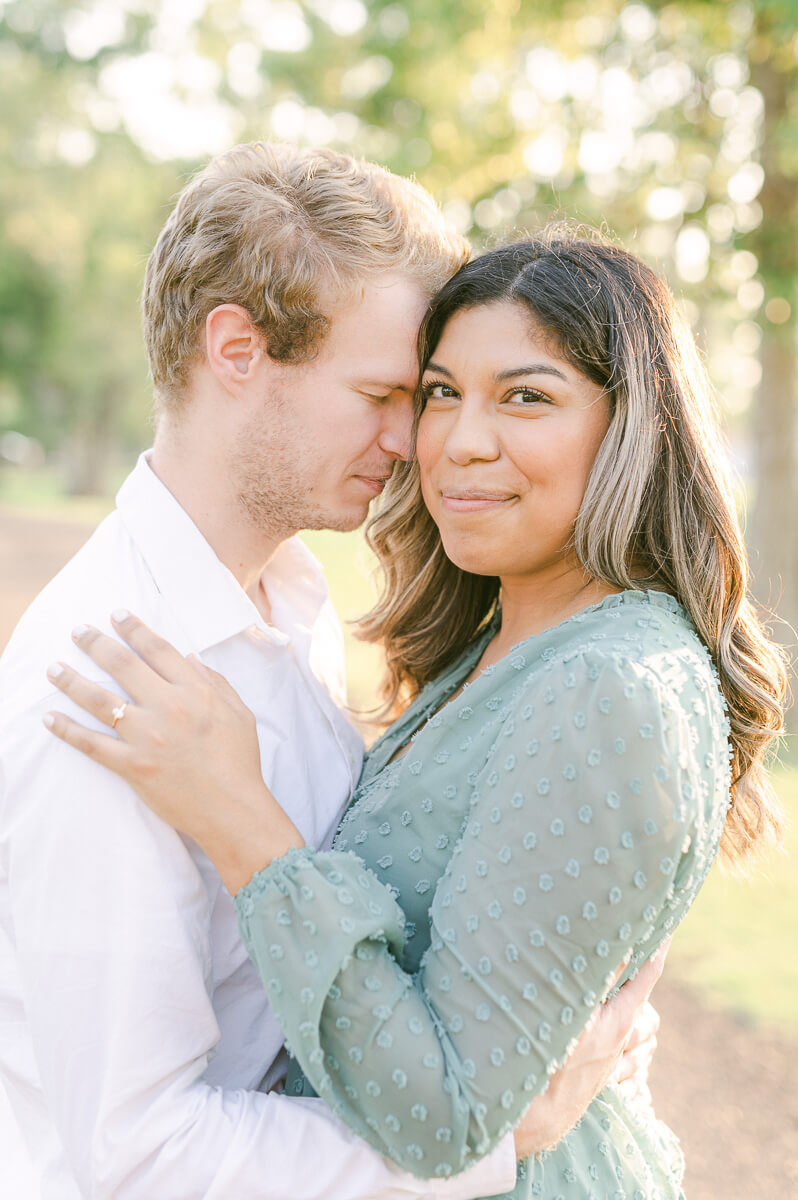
[142,142,470,409]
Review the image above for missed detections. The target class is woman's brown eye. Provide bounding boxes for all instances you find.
[509,388,549,405]
[424,383,456,399]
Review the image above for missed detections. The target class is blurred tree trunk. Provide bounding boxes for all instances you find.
[751,334,797,619]
[60,385,115,496]
[748,24,797,726]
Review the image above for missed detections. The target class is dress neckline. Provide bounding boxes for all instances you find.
[363,588,683,785]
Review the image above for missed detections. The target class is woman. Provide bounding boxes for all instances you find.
[45,230,786,1198]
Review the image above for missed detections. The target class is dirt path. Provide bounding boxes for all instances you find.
[0,506,105,645]
[2,506,796,1199]
[649,979,798,1198]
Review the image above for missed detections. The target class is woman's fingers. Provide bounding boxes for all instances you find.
[612,998,659,1093]
[109,610,195,684]
[590,943,668,1068]
[608,938,670,1032]
[70,624,170,703]
[613,1031,657,1086]
[46,661,132,731]
[622,1001,660,1052]
[43,709,133,773]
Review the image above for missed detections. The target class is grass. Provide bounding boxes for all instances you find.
[6,476,797,1034]
[666,765,798,1034]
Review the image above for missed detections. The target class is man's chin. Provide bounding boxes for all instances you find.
[303,504,371,534]
[328,511,371,533]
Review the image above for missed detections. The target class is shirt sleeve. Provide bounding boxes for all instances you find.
[235,648,711,1180]
[2,693,515,1200]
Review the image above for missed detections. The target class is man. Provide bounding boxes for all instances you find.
[0,143,659,1199]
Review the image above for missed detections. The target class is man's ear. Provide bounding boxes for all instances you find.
[205,305,265,391]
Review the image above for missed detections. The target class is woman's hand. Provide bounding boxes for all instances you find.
[44,611,304,892]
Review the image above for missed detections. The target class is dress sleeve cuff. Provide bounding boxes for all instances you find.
[417,1130,517,1198]
[231,844,408,1069]
[233,845,317,919]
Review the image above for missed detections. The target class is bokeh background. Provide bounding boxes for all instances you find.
[1,1,796,1196]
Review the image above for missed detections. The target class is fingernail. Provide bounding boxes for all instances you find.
[42,714,55,729]
[46,662,65,680]
[72,624,92,640]
[111,609,130,623]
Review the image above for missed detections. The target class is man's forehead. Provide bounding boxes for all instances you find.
[316,272,428,386]
[290,335,420,389]
[328,273,428,337]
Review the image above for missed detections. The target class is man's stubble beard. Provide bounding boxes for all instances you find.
[232,400,365,541]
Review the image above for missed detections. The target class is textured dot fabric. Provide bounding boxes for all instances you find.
[235,591,730,1199]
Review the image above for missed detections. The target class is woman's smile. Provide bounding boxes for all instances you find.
[439,486,518,513]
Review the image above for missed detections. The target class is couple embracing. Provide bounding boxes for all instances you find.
[0,142,785,1199]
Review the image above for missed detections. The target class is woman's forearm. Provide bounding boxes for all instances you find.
[196,786,305,894]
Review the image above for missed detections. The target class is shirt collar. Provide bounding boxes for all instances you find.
[115,452,330,654]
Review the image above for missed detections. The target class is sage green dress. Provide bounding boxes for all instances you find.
[235,591,731,1199]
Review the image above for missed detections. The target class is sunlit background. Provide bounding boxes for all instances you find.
[1,0,796,659]
[1,2,796,1196]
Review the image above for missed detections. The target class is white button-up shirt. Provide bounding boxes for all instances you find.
[0,454,515,1200]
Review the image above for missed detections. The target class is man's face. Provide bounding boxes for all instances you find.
[233,273,429,538]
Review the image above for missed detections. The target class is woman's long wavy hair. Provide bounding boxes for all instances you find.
[358,227,787,865]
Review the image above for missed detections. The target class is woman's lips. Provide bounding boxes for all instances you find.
[440,490,516,513]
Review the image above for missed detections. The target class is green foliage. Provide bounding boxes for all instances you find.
[3,1,793,434]
[0,1,177,485]
[0,246,56,427]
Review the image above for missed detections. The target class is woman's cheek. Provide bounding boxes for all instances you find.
[415,412,433,460]
[415,414,442,479]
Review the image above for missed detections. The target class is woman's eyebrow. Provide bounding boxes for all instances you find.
[495,364,568,381]
[423,361,569,382]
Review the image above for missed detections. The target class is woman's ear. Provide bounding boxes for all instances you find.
[205,304,264,391]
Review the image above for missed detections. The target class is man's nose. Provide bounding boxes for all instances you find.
[378,394,415,461]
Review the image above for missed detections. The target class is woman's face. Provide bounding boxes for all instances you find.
[417,300,611,583]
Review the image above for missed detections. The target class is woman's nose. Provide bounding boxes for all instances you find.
[444,402,501,465]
